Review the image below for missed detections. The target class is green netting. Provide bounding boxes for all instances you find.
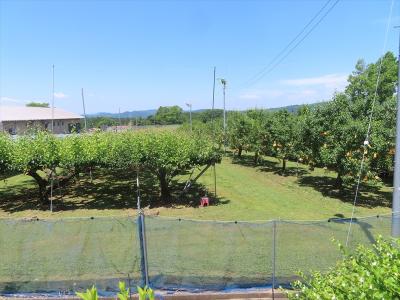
[0,213,395,294]
[144,217,273,289]
[275,214,392,286]
[0,216,141,293]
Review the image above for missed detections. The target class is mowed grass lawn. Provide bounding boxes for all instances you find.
[0,154,391,220]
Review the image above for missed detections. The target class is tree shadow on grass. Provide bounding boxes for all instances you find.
[298,175,392,208]
[231,153,310,177]
[0,168,229,213]
[0,178,43,212]
[328,213,377,245]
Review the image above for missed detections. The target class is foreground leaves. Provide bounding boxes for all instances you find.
[288,237,400,300]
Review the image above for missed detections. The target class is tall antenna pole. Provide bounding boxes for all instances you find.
[186,102,192,132]
[136,167,141,210]
[211,67,216,139]
[392,27,400,237]
[51,64,55,133]
[220,79,227,152]
[189,104,192,132]
[81,88,87,131]
[50,64,55,212]
[211,67,217,197]
[118,107,121,131]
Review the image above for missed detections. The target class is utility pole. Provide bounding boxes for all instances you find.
[186,102,192,132]
[220,78,227,152]
[118,107,121,132]
[51,64,55,133]
[211,67,216,134]
[392,27,400,237]
[81,88,87,131]
[50,64,55,213]
[211,67,217,197]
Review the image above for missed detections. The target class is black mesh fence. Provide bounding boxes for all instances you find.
[0,213,395,294]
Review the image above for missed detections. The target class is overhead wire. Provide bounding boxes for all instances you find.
[242,0,340,88]
[345,0,395,247]
[244,0,333,85]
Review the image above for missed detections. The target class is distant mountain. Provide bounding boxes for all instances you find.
[266,103,323,113]
[88,103,325,119]
[88,109,157,118]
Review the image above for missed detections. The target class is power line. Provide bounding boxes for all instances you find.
[245,0,333,85]
[243,0,340,88]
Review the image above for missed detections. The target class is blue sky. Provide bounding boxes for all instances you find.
[1,0,399,114]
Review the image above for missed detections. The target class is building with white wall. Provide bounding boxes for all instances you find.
[0,106,83,135]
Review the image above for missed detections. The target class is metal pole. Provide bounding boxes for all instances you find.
[81,88,87,131]
[137,168,141,210]
[189,104,192,133]
[136,169,149,286]
[221,79,227,152]
[50,169,54,212]
[50,65,55,212]
[211,67,216,140]
[392,27,400,237]
[118,108,121,131]
[138,212,149,286]
[272,220,276,300]
[213,163,217,196]
[51,64,55,133]
[186,103,192,132]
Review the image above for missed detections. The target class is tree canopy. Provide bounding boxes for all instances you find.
[26,102,49,107]
[1,130,220,204]
[154,106,184,125]
[188,51,398,189]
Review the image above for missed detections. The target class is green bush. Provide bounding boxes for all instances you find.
[288,237,400,299]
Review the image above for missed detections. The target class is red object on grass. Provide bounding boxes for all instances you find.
[200,197,209,207]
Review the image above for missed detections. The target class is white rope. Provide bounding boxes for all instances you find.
[346,0,395,246]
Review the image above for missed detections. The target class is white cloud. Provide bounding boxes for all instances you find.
[236,73,349,108]
[240,93,262,100]
[54,92,68,99]
[281,74,348,90]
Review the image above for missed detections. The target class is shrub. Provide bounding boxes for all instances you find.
[288,237,400,299]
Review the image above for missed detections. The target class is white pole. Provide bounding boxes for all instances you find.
[50,64,55,212]
[392,28,400,237]
[50,170,54,212]
[220,79,227,152]
[137,168,141,210]
[81,88,87,131]
[189,104,192,132]
[51,64,55,133]
[186,103,192,132]
[118,107,121,131]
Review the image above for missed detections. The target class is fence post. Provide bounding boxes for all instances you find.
[138,212,149,286]
[272,220,277,300]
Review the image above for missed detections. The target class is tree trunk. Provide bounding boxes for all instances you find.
[282,158,286,172]
[27,169,76,206]
[27,169,49,205]
[158,170,170,202]
[238,146,243,157]
[254,151,259,165]
[335,172,343,189]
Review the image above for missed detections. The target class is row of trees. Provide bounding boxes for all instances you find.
[0,130,220,205]
[188,52,398,188]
